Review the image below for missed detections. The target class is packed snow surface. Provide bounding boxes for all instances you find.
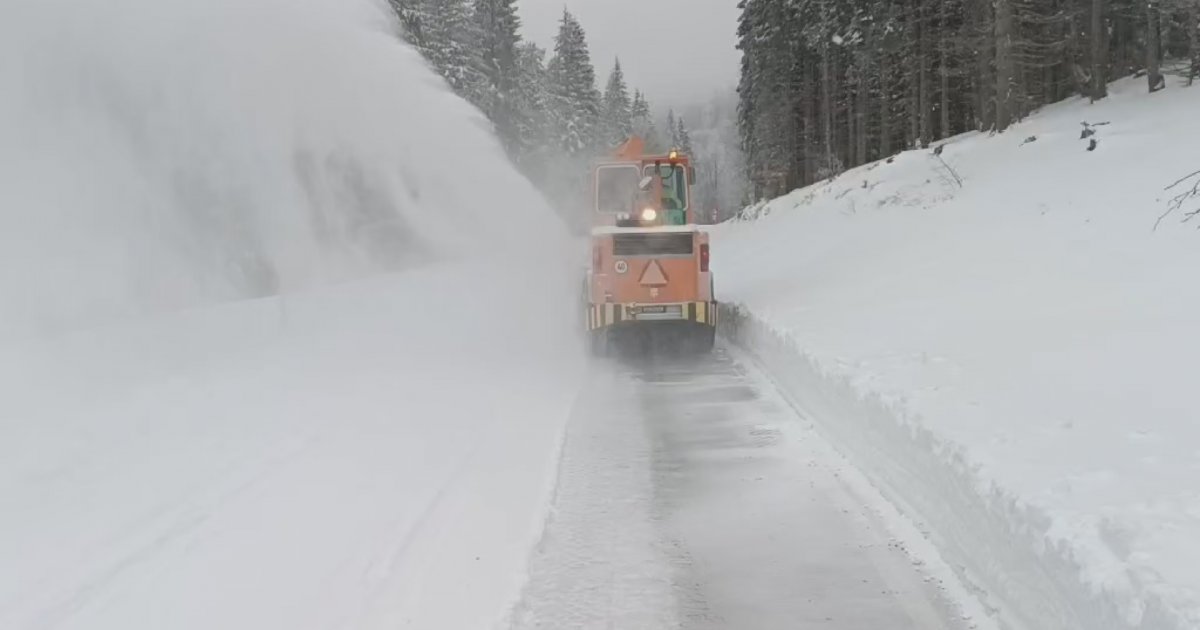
[716,77,1200,630]
[0,0,582,628]
[510,349,981,629]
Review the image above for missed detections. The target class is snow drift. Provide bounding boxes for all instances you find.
[716,78,1200,630]
[0,0,582,628]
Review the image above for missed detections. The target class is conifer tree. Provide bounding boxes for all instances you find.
[600,59,634,148]
[676,116,694,155]
[391,0,487,109]
[630,90,663,150]
[512,42,551,167]
[547,9,601,155]
[473,0,523,149]
[389,0,421,41]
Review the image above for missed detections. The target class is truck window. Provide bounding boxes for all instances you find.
[645,164,688,212]
[595,165,642,214]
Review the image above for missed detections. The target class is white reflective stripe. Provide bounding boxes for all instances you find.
[634,305,685,321]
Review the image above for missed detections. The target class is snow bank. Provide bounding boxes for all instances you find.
[0,0,583,627]
[716,78,1200,630]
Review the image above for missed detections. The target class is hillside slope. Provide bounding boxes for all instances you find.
[715,77,1200,630]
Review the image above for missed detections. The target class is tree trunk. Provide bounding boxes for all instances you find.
[918,0,933,146]
[831,50,845,169]
[856,53,870,165]
[907,0,921,147]
[802,59,818,184]
[977,0,995,129]
[1191,1,1200,86]
[1066,9,1086,96]
[1091,0,1108,100]
[822,50,835,174]
[1146,0,1164,92]
[994,0,1015,130]
[939,0,951,139]
[880,52,893,156]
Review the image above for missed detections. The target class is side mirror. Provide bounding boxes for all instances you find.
[688,166,696,183]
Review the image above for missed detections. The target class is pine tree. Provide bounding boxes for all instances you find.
[735,0,799,196]
[691,93,750,216]
[600,59,634,148]
[389,0,421,41]
[547,9,601,155]
[473,0,523,148]
[391,0,487,109]
[676,116,694,155]
[512,42,551,168]
[630,90,663,150]
[666,109,678,147]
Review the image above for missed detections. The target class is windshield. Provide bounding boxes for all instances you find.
[595,164,642,214]
[645,164,688,212]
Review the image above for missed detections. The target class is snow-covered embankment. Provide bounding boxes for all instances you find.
[715,78,1200,630]
[0,1,582,628]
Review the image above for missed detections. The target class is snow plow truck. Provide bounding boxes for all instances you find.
[583,137,716,355]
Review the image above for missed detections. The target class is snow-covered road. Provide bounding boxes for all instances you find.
[0,266,584,630]
[508,346,978,629]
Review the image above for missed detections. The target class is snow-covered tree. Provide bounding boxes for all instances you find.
[675,95,749,221]
[511,42,551,168]
[630,90,663,150]
[665,109,677,148]
[473,0,523,149]
[547,9,601,155]
[389,0,421,41]
[676,116,694,155]
[390,0,487,109]
[600,59,633,148]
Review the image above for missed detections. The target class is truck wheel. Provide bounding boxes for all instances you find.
[589,330,610,358]
[700,326,716,353]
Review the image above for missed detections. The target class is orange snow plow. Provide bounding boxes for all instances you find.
[583,137,716,355]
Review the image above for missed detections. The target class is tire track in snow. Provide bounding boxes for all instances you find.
[507,364,683,629]
[331,440,486,630]
[508,346,974,630]
[0,426,324,630]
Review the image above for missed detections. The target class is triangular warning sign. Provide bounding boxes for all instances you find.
[639,260,669,287]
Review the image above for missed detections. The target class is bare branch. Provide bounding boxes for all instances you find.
[1165,169,1200,191]
[1155,170,1200,231]
[933,153,963,188]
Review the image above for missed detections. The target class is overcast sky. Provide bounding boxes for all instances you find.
[515,0,741,111]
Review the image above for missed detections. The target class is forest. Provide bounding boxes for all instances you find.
[392,0,1198,214]
[387,0,745,225]
[736,0,1200,198]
